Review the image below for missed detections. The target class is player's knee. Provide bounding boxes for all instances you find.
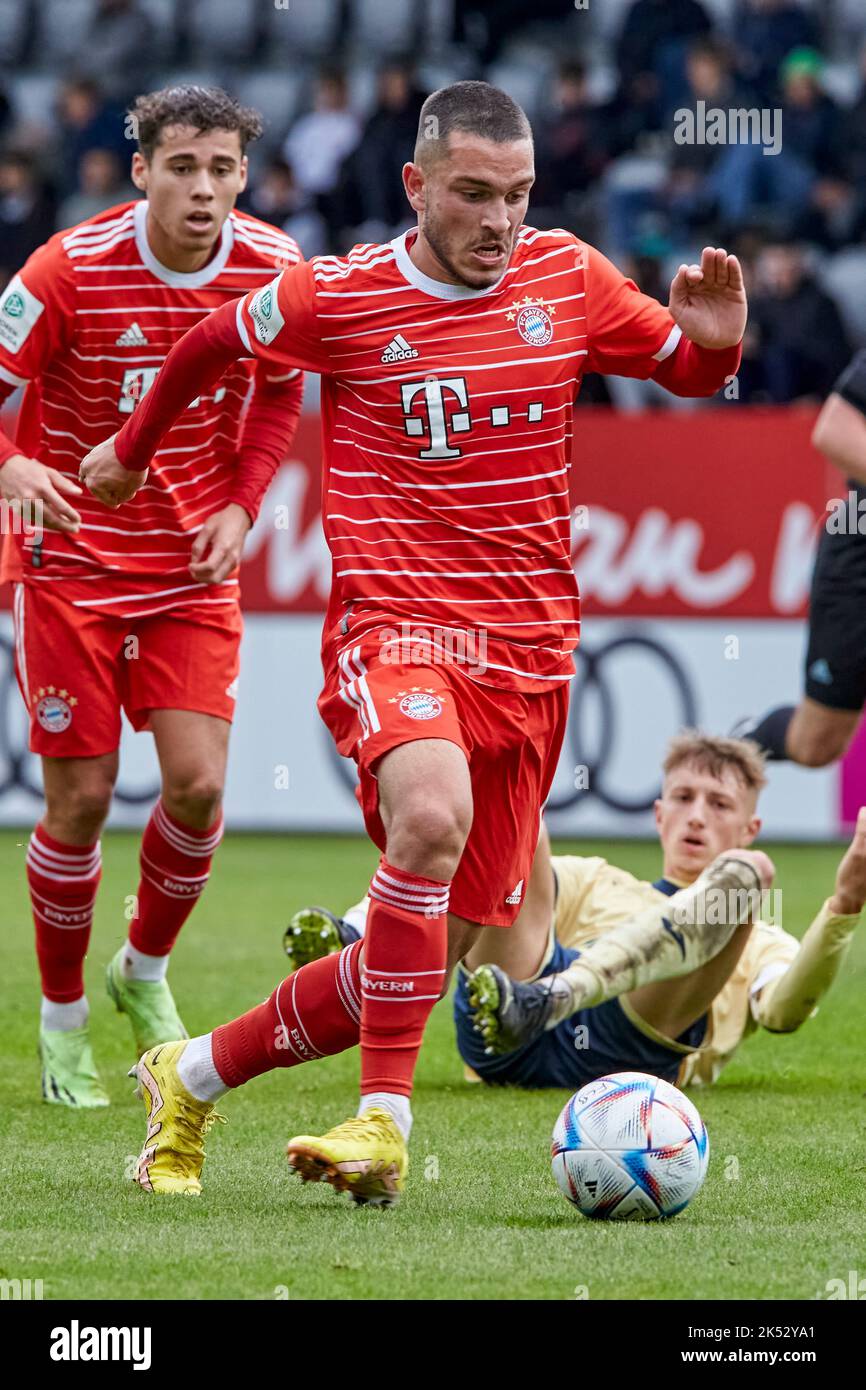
[792,724,852,767]
[45,778,114,840]
[386,796,471,879]
[162,773,224,827]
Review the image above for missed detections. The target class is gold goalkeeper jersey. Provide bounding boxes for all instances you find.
[552,855,799,1087]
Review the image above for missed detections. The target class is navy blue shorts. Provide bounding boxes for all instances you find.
[453,940,707,1089]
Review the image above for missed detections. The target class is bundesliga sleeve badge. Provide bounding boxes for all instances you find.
[35,686,78,734]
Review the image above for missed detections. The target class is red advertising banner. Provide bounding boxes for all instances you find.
[2,406,830,617]
[238,406,828,617]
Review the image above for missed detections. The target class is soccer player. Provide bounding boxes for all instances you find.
[738,349,866,766]
[80,81,747,1204]
[0,86,303,1107]
[460,733,863,1086]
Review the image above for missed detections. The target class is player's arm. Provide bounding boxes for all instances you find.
[80,262,325,507]
[753,806,866,1032]
[584,244,744,398]
[0,244,85,531]
[187,363,305,584]
[811,350,866,487]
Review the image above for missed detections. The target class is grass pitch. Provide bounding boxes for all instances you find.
[1,831,865,1302]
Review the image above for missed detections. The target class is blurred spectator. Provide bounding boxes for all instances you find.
[617,0,713,117]
[57,148,130,229]
[748,240,852,402]
[533,61,608,214]
[56,80,128,199]
[706,48,835,234]
[70,0,158,102]
[665,39,744,237]
[0,83,13,144]
[245,156,328,259]
[453,0,574,65]
[345,61,425,242]
[283,69,360,234]
[0,152,56,287]
[834,42,866,187]
[732,0,818,102]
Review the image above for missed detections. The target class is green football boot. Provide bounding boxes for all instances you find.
[39,1025,110,1108]
[106,946,188,1056]
[282,906,361,973]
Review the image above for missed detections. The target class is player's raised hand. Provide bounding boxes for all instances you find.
[189,502,251,584]
[79,433,148,507]
[829,806,866,917]
[668,247,747,350]
[0,452,83,533]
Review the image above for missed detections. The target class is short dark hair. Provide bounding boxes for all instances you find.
[414,80,532,165]
[130,85,263,161]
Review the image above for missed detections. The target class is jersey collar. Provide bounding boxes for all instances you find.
[653,876,682,897]
[391,228,509,301]
[134,200,234,288]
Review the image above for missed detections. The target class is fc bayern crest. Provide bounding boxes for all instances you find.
[35,685,76,734]
[399,692,443,721]
[507,296,556,347]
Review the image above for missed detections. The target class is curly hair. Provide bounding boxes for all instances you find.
[129,86,263,160]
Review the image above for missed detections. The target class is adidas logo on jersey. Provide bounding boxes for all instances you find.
[506,879,524,905]
[116,321,149,347]
[381,333,419,363]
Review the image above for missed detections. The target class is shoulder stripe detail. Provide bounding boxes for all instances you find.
[65,225,139,260]
[312,249,396,283]
[233,228,301,262]
[62,209,136,247]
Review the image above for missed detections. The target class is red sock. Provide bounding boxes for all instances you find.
[360,858,449,1099]
[212,940,363,1087]
[27,824,102,1003]
[129,799,223,956]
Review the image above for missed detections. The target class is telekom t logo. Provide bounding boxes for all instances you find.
[401,376,471,459]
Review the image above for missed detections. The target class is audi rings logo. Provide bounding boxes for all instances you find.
[547,632,698,814]
[324,631,698,818]
[0,630,161,804]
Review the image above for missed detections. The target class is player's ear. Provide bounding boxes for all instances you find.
[402,161,425,214]
[237,154,248,195]
[131,152,148,192]
[742,816,761,846]
[653,798,664,832]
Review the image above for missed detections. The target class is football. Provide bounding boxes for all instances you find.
[551,1071,709,1221]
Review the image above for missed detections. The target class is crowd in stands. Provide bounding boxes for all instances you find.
[1,0,865,406]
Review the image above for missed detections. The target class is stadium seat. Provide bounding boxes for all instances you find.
[0,0,30,67]
[483,59,550,122]
[818,249,866,347]
[350,0,421,57]
[232,71,305,148]
[187,0,259,66]
[35,0,93,67]
[265,0,341,60]
[6,73,60,130]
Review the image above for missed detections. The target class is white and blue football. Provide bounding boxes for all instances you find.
[551,1071,709,1220]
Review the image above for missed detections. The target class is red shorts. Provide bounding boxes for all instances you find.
[11,581,242,758]
[318,634,570,927]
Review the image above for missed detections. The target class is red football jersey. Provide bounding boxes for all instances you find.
[0,200,301,619]
[235,227,680,693]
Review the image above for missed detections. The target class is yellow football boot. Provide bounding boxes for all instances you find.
[286,1107,408,1207]
[129,1041,224,1196]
